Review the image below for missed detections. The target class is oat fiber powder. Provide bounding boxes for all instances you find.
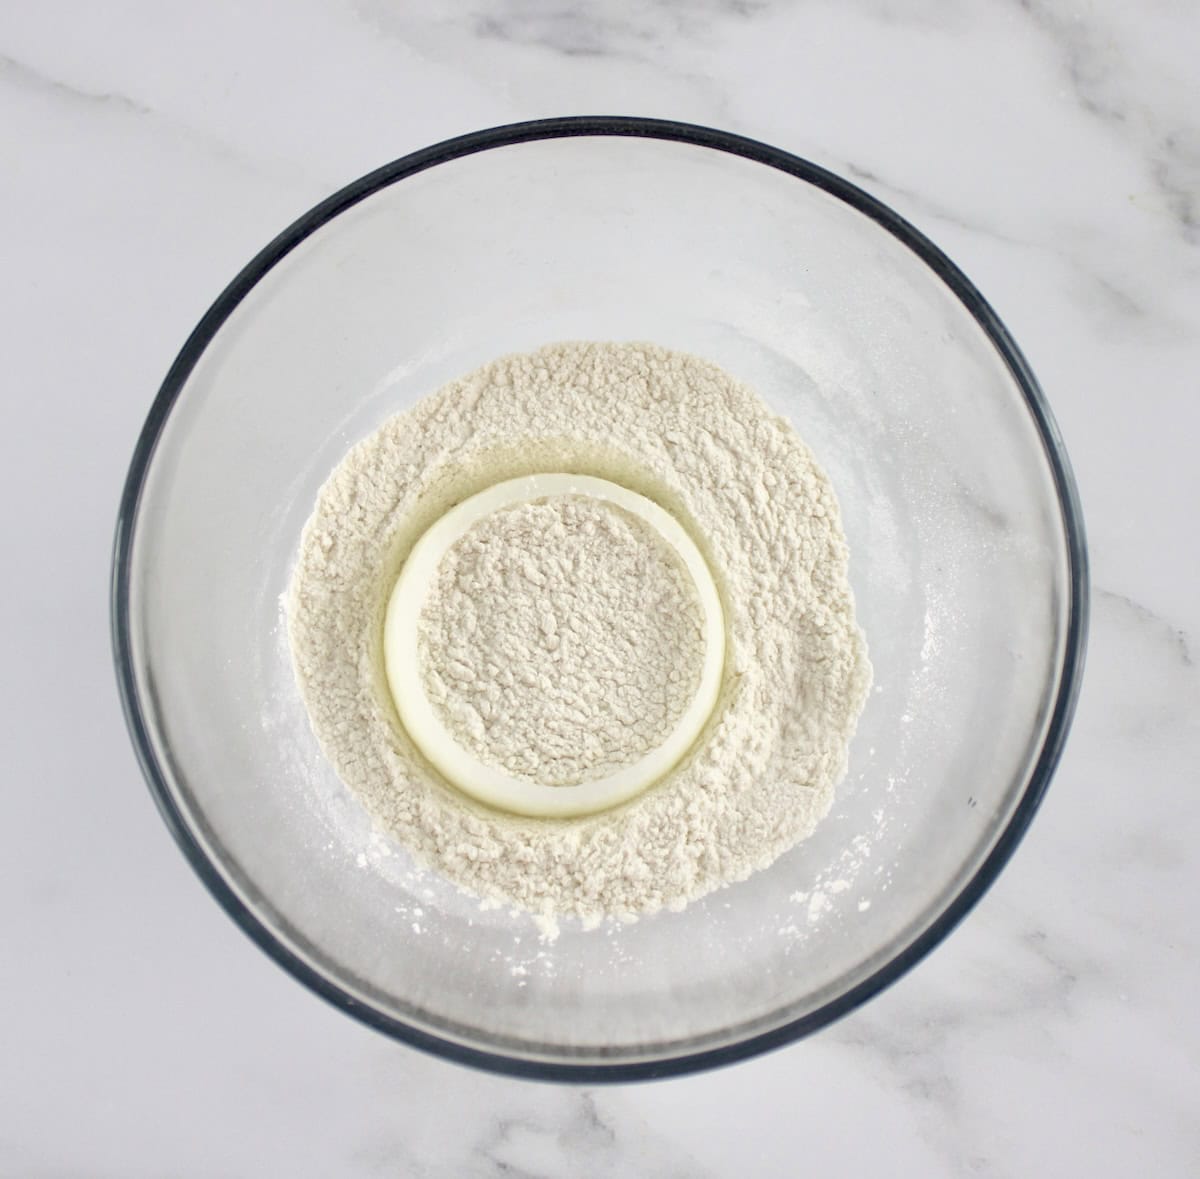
[287,341,871,933]
[419,494,708,788]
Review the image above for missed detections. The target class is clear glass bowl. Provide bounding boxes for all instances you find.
[112,118,1087,1079]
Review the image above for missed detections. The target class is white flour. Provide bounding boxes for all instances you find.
[287,341,871,933]
[419,495,706,787]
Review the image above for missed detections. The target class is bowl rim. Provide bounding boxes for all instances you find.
[111,115,1089,1083]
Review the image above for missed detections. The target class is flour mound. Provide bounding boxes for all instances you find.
[287,341,871,930]
[419,495,706,788]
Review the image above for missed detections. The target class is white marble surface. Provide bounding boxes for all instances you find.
[2,1,1198,1174]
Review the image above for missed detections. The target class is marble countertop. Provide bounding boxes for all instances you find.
[3,2,1197,1175]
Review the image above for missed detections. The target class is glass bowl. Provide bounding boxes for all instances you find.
[112,118,1087,1080]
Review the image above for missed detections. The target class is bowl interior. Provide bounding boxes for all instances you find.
[120,128,1080,1072]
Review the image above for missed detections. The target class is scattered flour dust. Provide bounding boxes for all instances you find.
[419,495,706,787]
[287,341,871,936]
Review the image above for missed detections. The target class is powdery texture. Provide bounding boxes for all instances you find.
[419,496,705,787]
[287,341,871,931]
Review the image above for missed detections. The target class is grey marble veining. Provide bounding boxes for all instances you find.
[1098,588,1193,668]
[1,48,151,113]
[1,0,1198,1175]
